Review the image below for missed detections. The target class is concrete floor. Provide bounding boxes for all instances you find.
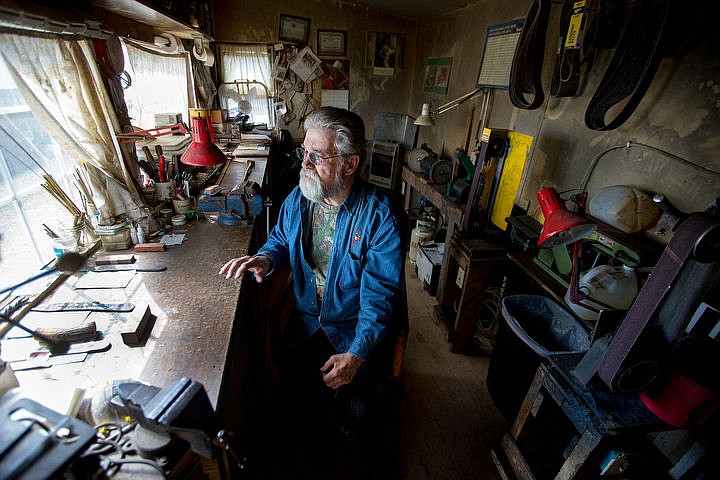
[395,263,508,479]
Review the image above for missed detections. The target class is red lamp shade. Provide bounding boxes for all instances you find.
[537,187,596,248]
[180,117,227,167]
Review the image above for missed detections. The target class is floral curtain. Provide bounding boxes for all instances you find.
[0,32,145,224]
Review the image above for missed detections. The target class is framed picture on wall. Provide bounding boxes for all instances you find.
[365,32,404,76]
[279,14,311,45]
[424,57,453,94]
[317,30,347,57]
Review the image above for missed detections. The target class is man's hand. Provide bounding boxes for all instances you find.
[320,353,364,389]
[218,255,271,283]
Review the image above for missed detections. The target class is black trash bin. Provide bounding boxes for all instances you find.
[487,295,591,422]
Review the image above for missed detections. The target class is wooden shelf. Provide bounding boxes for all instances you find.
[89,0,213,40]
[402,167,463,226]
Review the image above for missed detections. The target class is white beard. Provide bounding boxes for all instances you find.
[299,167,345,203]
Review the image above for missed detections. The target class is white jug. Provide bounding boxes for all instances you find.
[565,264,638,321]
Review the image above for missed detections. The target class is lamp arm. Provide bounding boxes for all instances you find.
[116,123,189,145]
[434,88,485,115]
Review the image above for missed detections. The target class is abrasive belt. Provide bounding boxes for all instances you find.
[584,0,673,130]
[598,214,719,391]
[509,0,551,110]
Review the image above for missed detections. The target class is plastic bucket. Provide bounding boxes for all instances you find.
[487,295,590,421]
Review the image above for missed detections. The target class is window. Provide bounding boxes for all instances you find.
[0,57,82,289]
[217,44,274,128]
[122,41,191,129]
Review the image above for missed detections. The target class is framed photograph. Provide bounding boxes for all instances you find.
[317,29,347,57]
[279,14,311,45]
[320,60,349,90]
[365,32,404,76]
[424,57,453,94]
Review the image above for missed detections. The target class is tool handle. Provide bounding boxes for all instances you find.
[142,145,155,162]
[158,154,166,182]
[35,321,98,344]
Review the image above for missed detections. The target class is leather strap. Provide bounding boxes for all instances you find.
[509,0,552,109]
[598,214,720,391]
[584,0,673,130]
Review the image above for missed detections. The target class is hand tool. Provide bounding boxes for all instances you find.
[89,264,166,272]
[0,252,86,295]
[30,302,135,312]
[155,145,166,182]
[142,146,160,180]
[35,321,98,344]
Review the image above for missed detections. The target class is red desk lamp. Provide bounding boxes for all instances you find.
[537,187,596,248]
[180,117,228,167]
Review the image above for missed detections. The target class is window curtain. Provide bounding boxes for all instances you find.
[217,44,274,126]
[123,41,191,129]
[0,33,145,224]
[218,44,273,91]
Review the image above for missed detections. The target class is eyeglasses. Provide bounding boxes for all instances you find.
[294,146,344,166]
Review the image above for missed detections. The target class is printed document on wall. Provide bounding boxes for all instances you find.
[321,89,349,109]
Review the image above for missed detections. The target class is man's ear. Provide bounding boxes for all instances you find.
[343,154,360,177]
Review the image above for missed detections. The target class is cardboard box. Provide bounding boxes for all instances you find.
[417,243,444,296]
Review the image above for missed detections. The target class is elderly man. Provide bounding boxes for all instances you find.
[220,106,403,476]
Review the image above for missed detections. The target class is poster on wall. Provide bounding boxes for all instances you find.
[365,32,404,76]
[322,90,349,109]
[424,57,452,94]
[320,60,349,90]
[476,19,524,89]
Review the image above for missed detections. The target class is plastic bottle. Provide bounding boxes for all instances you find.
[565,264,638,321]
[135,224,146,244]
[409,218,435,265]
[129,223,139,245]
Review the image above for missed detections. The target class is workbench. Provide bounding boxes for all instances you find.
[3,159,268,477]
[491,355,673,479]
[402,166,464,302]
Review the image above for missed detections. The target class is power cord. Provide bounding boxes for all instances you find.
[78,422,168,478]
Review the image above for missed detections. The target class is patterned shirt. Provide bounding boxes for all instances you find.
[309,201,339,304]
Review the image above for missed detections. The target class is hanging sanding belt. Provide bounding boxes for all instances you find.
[509,0,551,110]
[597,213,720,392]
[550,0,599,97]
[584,0,674,130]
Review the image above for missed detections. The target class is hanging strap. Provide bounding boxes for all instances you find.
[509,0,552,109]
[584,0,673,130]
[551,0,600,97]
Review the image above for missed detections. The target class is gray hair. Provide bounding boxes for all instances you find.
[304,107,366,165]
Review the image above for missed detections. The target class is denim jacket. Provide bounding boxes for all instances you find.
[257,180,403,361]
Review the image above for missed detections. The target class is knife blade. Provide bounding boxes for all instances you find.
[31,302,135,312]
[91,264,166,272]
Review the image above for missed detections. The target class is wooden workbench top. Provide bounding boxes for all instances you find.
[9,217,255,415]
